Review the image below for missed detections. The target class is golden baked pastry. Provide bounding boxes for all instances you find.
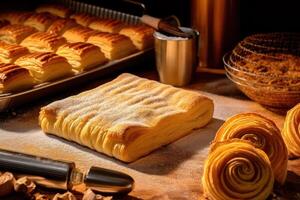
[15,52,72,83]
[62,26,97,43]
[36,4,72,18]
[39,73,214,162]
[88,19,125,33]
[282,103,300,158]
[213,113,288,184]
[70,13,97,27]
[21,32,67,53]
[0,24,37,44]
[0,63,34,93]
[120,25,154,50]
[202,139,274,200]
[47,19,78,36]
[0,41,29,63]
[56,42,107,73]
[23,13,57,32]
[87,32,137,60]
[0,11,32,24]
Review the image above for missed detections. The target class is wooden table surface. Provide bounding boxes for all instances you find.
[0,70,299,199]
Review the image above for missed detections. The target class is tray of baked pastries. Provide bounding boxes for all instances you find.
[0,0,154,111]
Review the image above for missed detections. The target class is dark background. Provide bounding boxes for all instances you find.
[0,0,299,38]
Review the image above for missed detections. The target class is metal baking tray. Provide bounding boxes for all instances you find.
[0,0,153,112]
[0,49,154,112]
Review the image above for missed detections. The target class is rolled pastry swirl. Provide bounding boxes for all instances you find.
[213,113,288,184]
[282,103,300,158]
[202,139,274,200]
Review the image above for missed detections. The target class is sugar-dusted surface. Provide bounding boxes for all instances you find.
[0,72,299,199]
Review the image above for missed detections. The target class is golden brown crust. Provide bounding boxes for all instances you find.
[70,13,97,27]
[119,25,154,50]
[87,32,137,60]
[0,63,34,93]
[0,11,33,24]
[62,26,97,43]
[0,24,37,44]
[36,4,72,18]
[56,42,107,72]
[213,113,288,185]
[88,19,125,33]
[47,19,77,36]
[21,32,67,53]
[39,73,214,162]
[0,41,29,63]
[24,13,57,32]
[15,52,72,83]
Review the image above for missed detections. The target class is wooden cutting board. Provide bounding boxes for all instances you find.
[0,91,299,199]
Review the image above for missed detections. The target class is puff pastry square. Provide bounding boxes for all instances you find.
[21,32,67,53]
[0,24,37,44]
[0,63,34,93]
[36,4,72,18]
[0,41,29,63]
[87,32,137,60]
[120,25,154,50]
[56,42,107,73]
[88,19,125,33]
[15,52,72,83]
[70,13,97,27]
[39,73,214,162]
[0,11,32,25]
[62,26,97,43]
[23,13,57,32]
[47,19,77,36]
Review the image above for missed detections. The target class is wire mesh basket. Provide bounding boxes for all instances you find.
[224,32,300,113]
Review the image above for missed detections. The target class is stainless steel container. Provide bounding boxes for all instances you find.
[154,28,199,86]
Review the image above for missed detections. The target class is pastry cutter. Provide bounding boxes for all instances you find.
[0,149,134,194]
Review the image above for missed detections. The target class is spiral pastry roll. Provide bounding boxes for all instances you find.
[282,103,300,158]
[202,139,274,200]
[214,113,288,184]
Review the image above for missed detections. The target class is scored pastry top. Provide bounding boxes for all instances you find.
[35,4,72,18]
[23,13,57,32]
[0,24,38,44]
[15,52,69,68]
[87,32,133,46]
[57,42,102,56]
[120,25,154,40]
[0,11,33,24]
[88,18,125,33]
[0,63,29,82]
[47,19,78,36]
[70,13,98,27]
[21,32,67,52]
[62,26,98,42]
[0,41,29,61]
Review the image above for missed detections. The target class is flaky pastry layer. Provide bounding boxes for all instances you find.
[36,4,72,18]
[39,73,214,162]
[0,41,29,63]
[0,24,37,44]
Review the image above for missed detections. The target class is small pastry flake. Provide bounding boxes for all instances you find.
[0,24,37,44]
[0,63,34,93]
[23,13,57,32]
[282,103,300,158]
[0,41,29,63]
[39,73,214,162]
[70,13,97,27]
[47,19,78,36]
[213,113,288,184]
[56,42,107,73]
[120,25,154,50]
[87,32,137,60]
[202,139,274,200]
[21,32,67,53]
[0,11,32,25]
[88,19,125,33]
[62,26,97,43]
[36,4,72,18]
[15,52,72,83]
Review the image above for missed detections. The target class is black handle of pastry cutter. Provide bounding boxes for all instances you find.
[0,149,134,194]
